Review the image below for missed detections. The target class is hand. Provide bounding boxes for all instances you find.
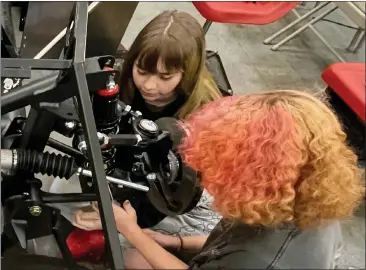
[143,229,181,250]
[72,207,102,231]
[113,200,139,234]
[93,200,139,235]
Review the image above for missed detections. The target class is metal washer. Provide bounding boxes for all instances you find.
[139,119,158,132]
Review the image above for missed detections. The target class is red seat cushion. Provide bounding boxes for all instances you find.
[322,63,365,122]
[192,1,301,25]
[66,228,105,262]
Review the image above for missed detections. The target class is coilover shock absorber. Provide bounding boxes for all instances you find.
[72,66,122,175]
[92,66,121,174]
[92,66,120,135]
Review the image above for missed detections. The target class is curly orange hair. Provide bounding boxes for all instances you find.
[179,90,364,230]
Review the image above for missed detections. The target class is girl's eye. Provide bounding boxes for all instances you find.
[160,75,173,81]
[137,68,147,75]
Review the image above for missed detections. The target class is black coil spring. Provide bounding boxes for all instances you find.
[17,149,77,180]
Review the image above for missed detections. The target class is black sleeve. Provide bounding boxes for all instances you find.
[189,250,270,270]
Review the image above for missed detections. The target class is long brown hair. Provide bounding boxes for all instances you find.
[119,10,222,119]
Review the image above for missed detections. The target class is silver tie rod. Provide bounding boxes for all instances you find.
[77,168,149,193]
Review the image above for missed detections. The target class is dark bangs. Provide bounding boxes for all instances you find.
[136,35,187,74]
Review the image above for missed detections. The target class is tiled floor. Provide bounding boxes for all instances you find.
[6,1,366,269]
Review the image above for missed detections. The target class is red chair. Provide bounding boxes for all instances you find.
[192,1,301,34]
[322,62,365,162]
[322,63,365,123]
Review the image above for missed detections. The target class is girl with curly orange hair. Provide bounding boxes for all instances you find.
[102,90,364,269]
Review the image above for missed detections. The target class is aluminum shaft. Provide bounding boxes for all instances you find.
[77,168,149,192]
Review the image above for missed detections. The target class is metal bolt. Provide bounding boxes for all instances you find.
[97,132,104,140]
[107,76,116,90]
[65,121,76,130]
[78,141,87,152]
[29,206,42,216]
[3,78,14,91]
[146,173,156,181]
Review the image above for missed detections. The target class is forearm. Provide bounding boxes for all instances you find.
[180,235,208,253]
[126,227,188,270]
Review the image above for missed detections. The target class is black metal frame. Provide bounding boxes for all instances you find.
[1,58,73,78]
[1,2,124,269]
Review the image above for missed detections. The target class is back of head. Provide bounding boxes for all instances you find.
[119,10,221,119]
[180,90,364,230]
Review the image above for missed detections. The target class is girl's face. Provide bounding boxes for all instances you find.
[133,59,183,107]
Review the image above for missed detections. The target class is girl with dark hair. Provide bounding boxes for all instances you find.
[69,10,222,264]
